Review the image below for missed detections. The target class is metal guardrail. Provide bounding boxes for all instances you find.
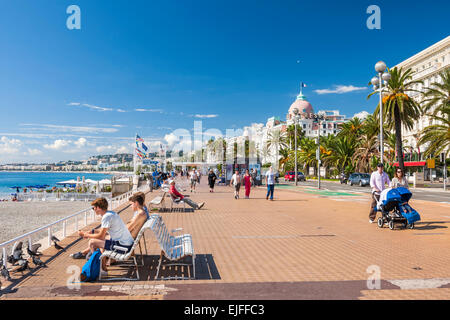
[17,192,112,202]
[1,184,149,267]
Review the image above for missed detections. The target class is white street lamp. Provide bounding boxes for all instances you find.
[293,108,299,186]
[373,61,389,164]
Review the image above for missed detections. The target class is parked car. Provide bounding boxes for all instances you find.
[284,171,306,182]
[348,173,371,187]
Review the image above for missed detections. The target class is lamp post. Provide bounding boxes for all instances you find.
[371,61,391,165]
[293,108,300,186]
[316,114,324,190]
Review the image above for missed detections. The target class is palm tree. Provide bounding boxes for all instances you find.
[326,135,355,175]
[298,137,317,176]
[279,148,290,171]
[337,117,363,142]
[286,124,304,150]
[418,108,450,158]
[368,67,423,172]
[422,68,450,118]
[266,128,288,169]
[353,133,379,173]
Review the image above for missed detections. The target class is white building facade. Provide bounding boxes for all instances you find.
[393,35,450,153]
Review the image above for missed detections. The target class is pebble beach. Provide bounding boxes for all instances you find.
[0,201,92,244]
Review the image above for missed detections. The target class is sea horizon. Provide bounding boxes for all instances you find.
[0,171,119,198]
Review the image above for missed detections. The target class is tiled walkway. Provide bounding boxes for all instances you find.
[1,179,450,300]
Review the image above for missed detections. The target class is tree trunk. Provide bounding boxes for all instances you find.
[394,105,405,172]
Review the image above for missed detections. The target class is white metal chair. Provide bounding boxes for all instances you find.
[98,218,152,281]
[146,214,195,280]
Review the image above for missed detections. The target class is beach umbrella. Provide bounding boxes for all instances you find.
[84,179,97,184]
[98,179,111,185]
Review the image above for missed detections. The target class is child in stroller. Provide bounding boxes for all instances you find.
[376,187,421,230]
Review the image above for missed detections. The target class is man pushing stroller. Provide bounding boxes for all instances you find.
[369,163,391,224]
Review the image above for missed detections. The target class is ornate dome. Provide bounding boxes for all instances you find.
[287,93,314,120]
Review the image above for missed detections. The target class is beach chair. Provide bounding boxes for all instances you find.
[146,214,195,280]
[98,218,152,281]
[148,191,167,212]
[169,193,186,212]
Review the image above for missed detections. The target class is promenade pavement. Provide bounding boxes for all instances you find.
[1,179,450,300]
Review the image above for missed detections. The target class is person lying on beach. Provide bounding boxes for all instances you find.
[71,197,134,276]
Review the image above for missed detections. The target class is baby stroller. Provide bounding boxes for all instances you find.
[376,187,421,230]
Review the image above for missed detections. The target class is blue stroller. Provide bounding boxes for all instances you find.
[376,187,421,230]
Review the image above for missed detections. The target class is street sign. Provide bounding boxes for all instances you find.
[316,149,320,160]
[426,159,435,169]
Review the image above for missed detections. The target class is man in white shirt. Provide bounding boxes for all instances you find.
[265,166,276,201]
[77,197,134,275]
[369,163,391,223]
[190,169,198,192]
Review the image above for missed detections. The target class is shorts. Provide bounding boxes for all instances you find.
[190,179,197,187]
[104,240,133,254]
[234,183,241,192]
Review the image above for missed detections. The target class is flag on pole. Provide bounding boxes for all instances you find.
[301,82,307,88]
[141,142,148,152]
[136,135,144,142]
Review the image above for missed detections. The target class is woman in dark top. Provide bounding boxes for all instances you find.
[208,169,217,192]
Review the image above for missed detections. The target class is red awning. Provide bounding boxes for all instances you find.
[392,161,426,167]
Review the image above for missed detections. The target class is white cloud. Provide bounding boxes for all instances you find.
[74,137,87,148]
[353,111,370,120]
[25,148,43,156]
[193,114,219,118]
[44,139,71,150]
[116,146,129,153]
[164,133,178,146]
[314,85,367,95]
[21,124,118,134]
[0,136,22,154]
[135,108,164,113]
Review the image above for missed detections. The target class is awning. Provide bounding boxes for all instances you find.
[392,161,426,167]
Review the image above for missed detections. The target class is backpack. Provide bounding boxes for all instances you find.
[80,249,102,282]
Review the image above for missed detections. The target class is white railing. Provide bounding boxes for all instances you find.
[1,184,149,267]
[17,192,112,202]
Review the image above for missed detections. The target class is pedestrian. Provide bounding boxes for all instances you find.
[148,174,154,192]
[251,168,257,186]
[230,169,241,199]
[244,169,252,199]
[369,163,391,223]
[265,166,276,201]
[208,169,217,193]
[391,168,409,189]
[190,169,198,192]
[197,170,202,184]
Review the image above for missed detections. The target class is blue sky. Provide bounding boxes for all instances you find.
[0,0,448,163]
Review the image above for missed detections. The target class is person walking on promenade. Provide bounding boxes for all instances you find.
[197,170,202,184]
[391,168,409,189]
[230,169,241,199]
[244,169,253,199]
[250,168,257,186]
[265,166,276,200]
[369,163,391,223]
[208,169,217,192]
[190,169,198,192]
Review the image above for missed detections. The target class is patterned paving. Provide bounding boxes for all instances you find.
[1,180,450,300]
